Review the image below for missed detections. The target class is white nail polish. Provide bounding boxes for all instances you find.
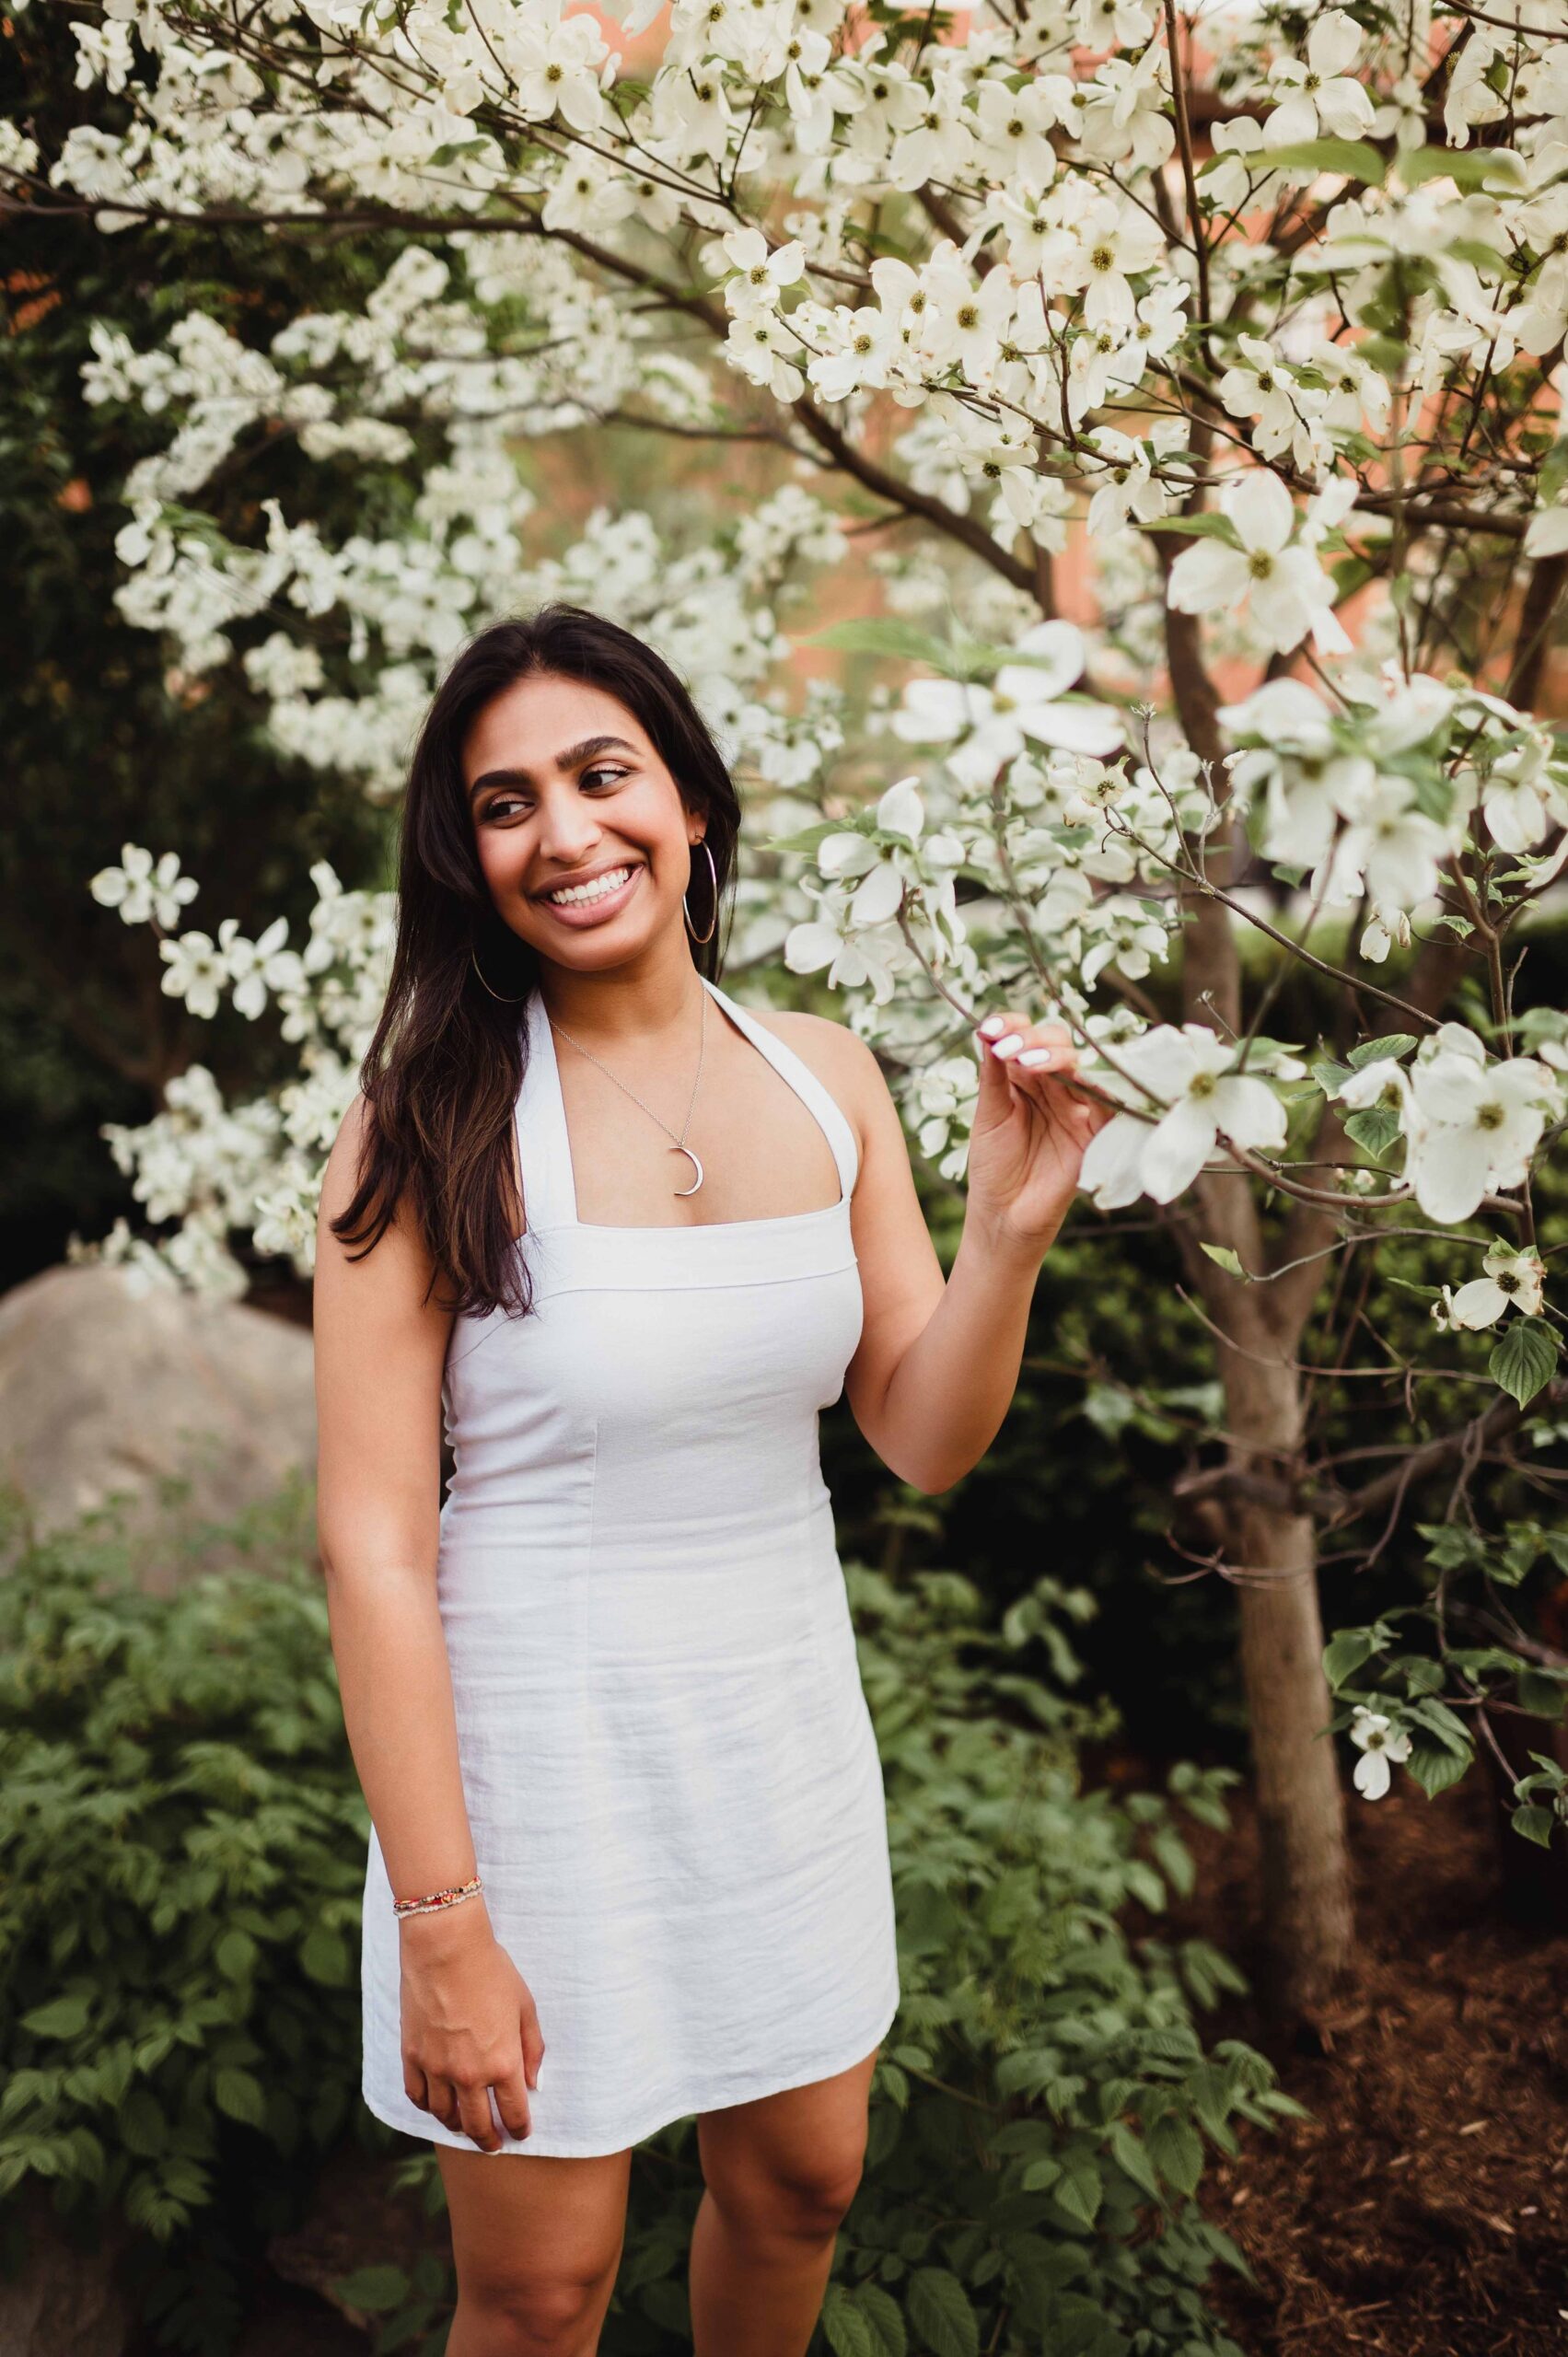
[979,1013,1007,1038]
[992,1033,1024,1058]
[1017,1047,1052,1066]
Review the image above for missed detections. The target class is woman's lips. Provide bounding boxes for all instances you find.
[536,861,645,928]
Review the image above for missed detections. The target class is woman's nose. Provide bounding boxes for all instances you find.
[537,795,602,865]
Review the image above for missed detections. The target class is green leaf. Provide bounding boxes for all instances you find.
[1330,553,1375,601]
[1200,1243,1248,1279]
[1054,2151,1103,2229]
[1400,145,1525,192]
[1490,1316,1560,1408]
[820,2284,876,2357]
[906,2267,980,2357]
[19,1992,93,2041]
[761,817,856,857]
[823,2282,907,2357]
[214,2066,267,2130]
[1517,1668,1568,1722]
[1137,512,1241,545]
[1343,1106,1403,1158]
[1147,2112,1204,2198]
[120,2090,170,2158]
[215,1929,258,1982]
[1150,1825,1196,1898]
[856,2283,909,2357]
[798,619,955,670]
[300,1925,352,1986]
[1107,2121,1164,2204]
[1511,1804,1557,1848]
[1538,439,1568,510]
[1404,1695,1474,1755]
[1022,2154,1063,2192]
[1347,1033,1417,1067]
[1406,1736,1471,1797]
[1323,1629,1378,1689]
[1446,238,1511,273]
[1252,137,1387,183]
[1042,2293,1132,2357]
[329,2266,413,2313]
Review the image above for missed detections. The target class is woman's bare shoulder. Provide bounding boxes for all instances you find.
[748,1004,888,1134]
[750,1003,877,1070]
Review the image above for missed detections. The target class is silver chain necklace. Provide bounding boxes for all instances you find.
[548,986,709,1197]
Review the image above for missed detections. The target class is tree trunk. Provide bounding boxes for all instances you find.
[1163,571,1357,2028]
[1225,1351,1356,2021]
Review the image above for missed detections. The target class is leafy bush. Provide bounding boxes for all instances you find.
[0,1482,1301,2354]
[0,1476,368,2329]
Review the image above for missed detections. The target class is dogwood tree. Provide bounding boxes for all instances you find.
[12,0,1568,2014]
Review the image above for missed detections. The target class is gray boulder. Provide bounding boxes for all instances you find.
[0,1262,316,1581]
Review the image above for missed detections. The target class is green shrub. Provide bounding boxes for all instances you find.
[0,1476,368,2326]
[0,1487,1302,2356]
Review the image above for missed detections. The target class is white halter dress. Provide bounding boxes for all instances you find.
[359,973,900,2157]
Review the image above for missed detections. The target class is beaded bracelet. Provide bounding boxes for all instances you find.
[392,1873,483,1920]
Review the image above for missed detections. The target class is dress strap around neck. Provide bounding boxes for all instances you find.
[701,976,859,1204]
[517,986,581,1231]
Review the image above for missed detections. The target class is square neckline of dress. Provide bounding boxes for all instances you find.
[522,971,856,1237]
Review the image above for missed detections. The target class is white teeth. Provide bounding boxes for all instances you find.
[545,865,635,908]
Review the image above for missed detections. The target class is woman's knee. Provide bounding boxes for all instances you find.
[439,2142,630,2355]
[709,2147,865,2244]
[458,2261,612,2355]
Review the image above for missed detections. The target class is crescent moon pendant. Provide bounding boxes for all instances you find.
[671,1143,703,1196]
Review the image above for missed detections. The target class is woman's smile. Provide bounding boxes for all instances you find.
[534,858,646,927]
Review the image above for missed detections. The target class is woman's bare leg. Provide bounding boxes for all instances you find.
[689,2046,879,2357]
[436,2140,633,2357]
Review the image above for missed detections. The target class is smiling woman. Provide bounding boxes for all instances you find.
[332,607,743,1322]
[311,602,1108,2357]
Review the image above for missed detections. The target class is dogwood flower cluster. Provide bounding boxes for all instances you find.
[1220,670,1568,961]
[1330,1027,1563,1225]
[77,851,396,1289]
[773,621,1568,1267]
[15,0,1568,669]
[75,249,852,799]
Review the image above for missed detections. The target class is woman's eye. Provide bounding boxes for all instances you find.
[481,768,627,821]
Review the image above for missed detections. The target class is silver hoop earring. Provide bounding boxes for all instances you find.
[470,944,528,1003]
[683,839,718,946]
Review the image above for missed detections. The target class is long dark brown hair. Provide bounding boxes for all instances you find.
[329,605,742,1321]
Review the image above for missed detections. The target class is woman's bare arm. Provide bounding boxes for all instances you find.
[780,1016,1059,1498]
[313,1094,477,1907]
[313,1096,542,2147]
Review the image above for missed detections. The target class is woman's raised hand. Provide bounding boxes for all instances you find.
[399,1903,546,2151]
[964,1008,1116,1254]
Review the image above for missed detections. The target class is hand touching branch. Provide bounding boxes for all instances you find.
[965,1008,1117,1252]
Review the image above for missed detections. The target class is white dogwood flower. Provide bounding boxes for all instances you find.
[1403,1027,1562,1220]
[722,227,805,313]
[784,879,904,1000]
[91,844,201,930]
[890,621,1122,784]
[1077,1024,1289,1207]
[1349,1706,1411,1800]
[1266,11,1376,145]
[1442,1241,1546,1329]
[158,929,229,1021]
[1167,472,1351,657]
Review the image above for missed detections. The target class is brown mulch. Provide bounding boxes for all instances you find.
[1122,1760,1568,2356]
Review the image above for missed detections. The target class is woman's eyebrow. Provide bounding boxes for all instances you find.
[469,735,638,799]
